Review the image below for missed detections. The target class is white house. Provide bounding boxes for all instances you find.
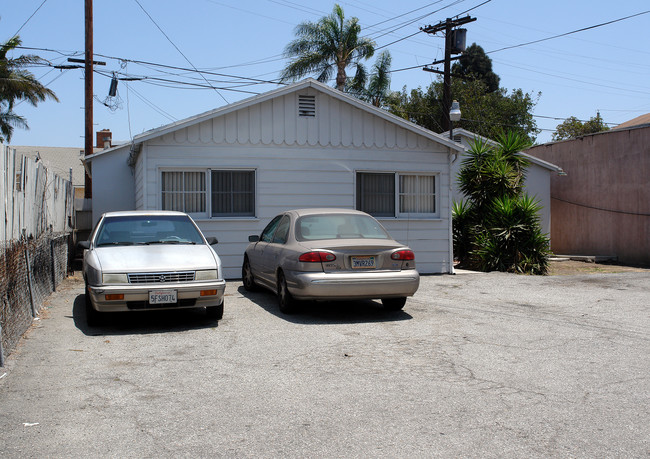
[444,128,564,239]
[86,79,464,278]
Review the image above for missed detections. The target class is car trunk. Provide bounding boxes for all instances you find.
[298,239,408,273]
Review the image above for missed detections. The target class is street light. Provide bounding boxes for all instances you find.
[449,100,461,140]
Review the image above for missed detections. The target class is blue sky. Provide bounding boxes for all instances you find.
[3,0,650,147]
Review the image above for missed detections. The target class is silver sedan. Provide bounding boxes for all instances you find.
[79,210,226,325]
[242,208,420,313]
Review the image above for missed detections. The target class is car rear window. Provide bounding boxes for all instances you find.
[95,215,204,246]
[296,214,390,241]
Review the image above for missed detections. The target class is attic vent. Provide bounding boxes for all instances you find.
[298,95,316,117]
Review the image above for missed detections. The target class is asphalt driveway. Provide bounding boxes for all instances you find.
[0,270,648,458]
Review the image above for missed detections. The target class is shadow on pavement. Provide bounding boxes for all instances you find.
[237,286,413,325]
[71,294,221,336]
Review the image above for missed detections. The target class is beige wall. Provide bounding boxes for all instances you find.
[526,126,650,266]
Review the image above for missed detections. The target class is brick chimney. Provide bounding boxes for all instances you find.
[96,129,112,149]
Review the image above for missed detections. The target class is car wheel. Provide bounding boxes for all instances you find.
[381,297,407,310]
[206,301,224,320]
[277,271,296,314]
[85,282,100,326]
[242,258,257,291]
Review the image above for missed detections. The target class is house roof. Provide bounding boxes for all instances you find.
[86,78,464,161]
[9,145,98,186]
[613,113,650,130]
[444,128,565,174]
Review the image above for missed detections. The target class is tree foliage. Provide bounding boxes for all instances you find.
[453,132,550,275]
[385,77,540,142]
[0,36,58,143]
[552,113,609,141]
[451,43,500,93]
[279,4,375,91]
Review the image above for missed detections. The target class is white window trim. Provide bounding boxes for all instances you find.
[355,170,440,219]
[397,173,440,219]
[160,168,207,220]
[159,167,257,220]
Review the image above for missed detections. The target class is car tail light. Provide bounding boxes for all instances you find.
[299,251,336,262]
[391,250,415,261]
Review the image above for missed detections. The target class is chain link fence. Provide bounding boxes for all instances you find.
[0,232,71,366]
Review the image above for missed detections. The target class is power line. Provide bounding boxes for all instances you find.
[455,0,491,16]
[487,10,650,54]
[12,0,49,38]
[93,68,262,95]
[133,0,230,104]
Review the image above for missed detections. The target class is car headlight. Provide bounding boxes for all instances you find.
[195,269,218,281]
[102,273,128,284]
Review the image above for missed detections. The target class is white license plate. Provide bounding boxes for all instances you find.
[149,290,177,304]
[351,256,376,269]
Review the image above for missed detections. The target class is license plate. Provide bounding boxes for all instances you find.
[351,256,376,269]
[149,290,177,304]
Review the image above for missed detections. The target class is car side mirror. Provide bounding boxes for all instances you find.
[248,235,260,242]
[206,237,218,245]
[77,240,90,250]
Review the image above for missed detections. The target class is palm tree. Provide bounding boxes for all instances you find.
[0,36,58,142]
[347,50,392,107]
[279,4,375,91]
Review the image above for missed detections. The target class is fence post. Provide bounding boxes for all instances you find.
[50,237,56,292]
[0,322,5,367]
[24,245,37,318]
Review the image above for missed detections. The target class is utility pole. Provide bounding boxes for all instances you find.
[421,16,476,132]
[84,0,93,199]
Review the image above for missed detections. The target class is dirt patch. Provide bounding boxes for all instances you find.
[548,259,650,276]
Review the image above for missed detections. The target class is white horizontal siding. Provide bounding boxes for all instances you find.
[138,143,450,277]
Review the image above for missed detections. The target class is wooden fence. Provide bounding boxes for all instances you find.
[1,144,74,366]
[1,144,74,241]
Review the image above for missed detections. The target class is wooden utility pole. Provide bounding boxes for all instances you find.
[84,0,93,198]
[421,16,476,132]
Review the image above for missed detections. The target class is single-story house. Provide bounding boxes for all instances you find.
[85,78,465,278]
[525,118,650,266]
[445,128,565,239]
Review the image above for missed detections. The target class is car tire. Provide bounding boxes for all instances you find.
[277,271,296,314]
[242,258,257,292]
[206,301,224,320]
[381,297,407,310]
[85,282,100,326]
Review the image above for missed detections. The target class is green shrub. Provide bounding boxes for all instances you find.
[454,133,550,275]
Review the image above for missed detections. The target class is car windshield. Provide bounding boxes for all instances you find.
[296,214,390,241]
[94,215,204,246]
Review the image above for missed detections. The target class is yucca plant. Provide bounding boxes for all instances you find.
[452,199,476,263]
[454,132,550,274]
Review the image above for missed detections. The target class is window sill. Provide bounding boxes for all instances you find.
[193,216,260,223]
[377,216,443,222]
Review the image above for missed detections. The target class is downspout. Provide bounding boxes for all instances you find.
[448,146,457,274]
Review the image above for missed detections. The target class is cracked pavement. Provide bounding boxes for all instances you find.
[0,270,648,457]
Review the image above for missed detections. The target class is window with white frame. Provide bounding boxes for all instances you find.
[161,169,255,217]
[357,172,438,218]
[399,174,436,214]
[211,170,255,217]
[162,171,206,213]
[356,172,395,217]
